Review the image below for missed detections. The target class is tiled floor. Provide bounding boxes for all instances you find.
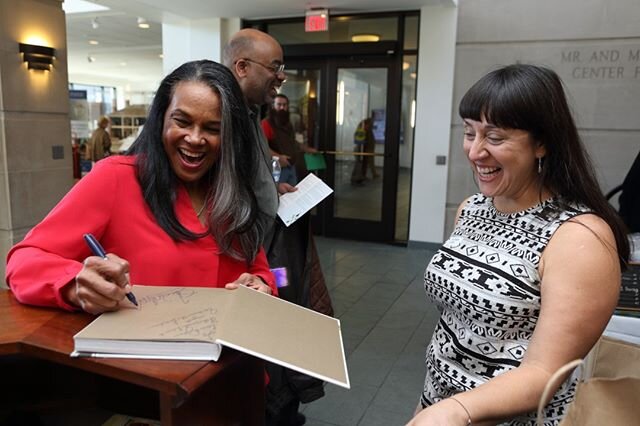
[301,237,440,426]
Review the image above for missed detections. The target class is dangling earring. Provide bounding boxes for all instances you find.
[537,157,543,174]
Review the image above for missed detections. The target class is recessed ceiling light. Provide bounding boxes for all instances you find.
[403,61,410,71]
[137,17,150,29]
[351,34,380,43]
[120,62,127,66]
[88,40,99,45]
[158,53,164,59]
[91,17,99,29]
[410,72,417,79]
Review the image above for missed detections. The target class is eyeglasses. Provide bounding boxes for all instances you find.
[240,58,285,75]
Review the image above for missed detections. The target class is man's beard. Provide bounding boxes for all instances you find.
[272,109,290,128]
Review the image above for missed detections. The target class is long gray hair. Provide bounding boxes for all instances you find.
[127,60,263,263]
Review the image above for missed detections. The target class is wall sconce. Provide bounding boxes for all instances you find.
[19,43,55,71]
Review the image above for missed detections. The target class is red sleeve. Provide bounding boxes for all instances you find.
[5,159,118,310]
[250,248,278,297]
[261,119,274,141]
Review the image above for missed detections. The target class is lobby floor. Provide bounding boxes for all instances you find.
[301,237,440,426]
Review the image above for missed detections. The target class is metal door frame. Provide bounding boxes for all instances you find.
[283,42,402,242]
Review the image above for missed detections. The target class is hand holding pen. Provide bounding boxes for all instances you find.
[65,234,138,314]
[84,234,138,307]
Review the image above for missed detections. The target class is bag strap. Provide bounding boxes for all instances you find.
[536,359,583,426]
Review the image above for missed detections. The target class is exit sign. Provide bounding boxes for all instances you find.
[305,9,329,32]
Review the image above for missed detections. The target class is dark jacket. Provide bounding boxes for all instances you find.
[619,150,640,233]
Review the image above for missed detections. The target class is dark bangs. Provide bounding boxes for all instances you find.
[459,65,546,138]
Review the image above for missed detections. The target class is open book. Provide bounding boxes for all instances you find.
[72,285,349,388]
[277,173,333,226]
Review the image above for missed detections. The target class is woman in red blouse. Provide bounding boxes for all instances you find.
[6,60,277,314]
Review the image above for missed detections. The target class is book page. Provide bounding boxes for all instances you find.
[74,286,232,342]
[277,173,333,227]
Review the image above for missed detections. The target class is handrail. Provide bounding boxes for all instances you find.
[319,150,385,157]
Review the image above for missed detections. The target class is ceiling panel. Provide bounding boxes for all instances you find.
[64,0,434,89]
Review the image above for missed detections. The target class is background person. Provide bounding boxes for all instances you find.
[351,117,377,184]
[262,94,317,186]
[87,115,111,162]
[6,60,276,314]
[361,116,379,180]
[408,64,629,426]
[617,148,640,233]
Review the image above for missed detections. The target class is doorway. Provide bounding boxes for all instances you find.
[280,46,401,242]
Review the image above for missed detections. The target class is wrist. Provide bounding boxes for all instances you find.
[447,397,472,425]
[61,279,81,309]
[256,276,272,295]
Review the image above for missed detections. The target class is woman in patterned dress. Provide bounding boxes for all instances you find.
[407,64,629,426]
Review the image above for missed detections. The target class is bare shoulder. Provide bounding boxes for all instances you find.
[542,213,619,276]
[551,213,616,248]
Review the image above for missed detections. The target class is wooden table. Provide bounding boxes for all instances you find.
[0,290,265,425]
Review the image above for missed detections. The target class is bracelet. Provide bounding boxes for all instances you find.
[449,396,472,425]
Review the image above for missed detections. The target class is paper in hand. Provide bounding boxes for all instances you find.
[277,173,333,226]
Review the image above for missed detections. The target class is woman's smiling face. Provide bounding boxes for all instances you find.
[463,118,547,211]
[162,81,221,188]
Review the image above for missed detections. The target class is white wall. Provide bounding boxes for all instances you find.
[162,17,240,76]
[408,4,458,244]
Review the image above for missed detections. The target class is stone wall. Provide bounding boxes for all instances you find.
[0,0,72,285]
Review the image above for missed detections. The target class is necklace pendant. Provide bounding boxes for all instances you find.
[196,203,206,217]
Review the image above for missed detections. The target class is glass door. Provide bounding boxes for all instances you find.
[323,57,400,241]
[332,66,386,220]
[282,56,400,242]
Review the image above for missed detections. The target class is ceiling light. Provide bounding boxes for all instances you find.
[158,53,164,59]
[88,40,99,45]
[120,61,127,66]
[410,72,417,79]
[403,61,410,71]
[137,17,150,29]
[351,34,380,43]
[91,17,99,29]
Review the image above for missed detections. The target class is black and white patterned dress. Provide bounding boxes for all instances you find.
[421,194,590,425]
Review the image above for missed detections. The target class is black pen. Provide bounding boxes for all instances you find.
[83,233,139,307]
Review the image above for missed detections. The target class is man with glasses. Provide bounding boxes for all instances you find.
[224,29,322,426]
[223,29,293,242]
